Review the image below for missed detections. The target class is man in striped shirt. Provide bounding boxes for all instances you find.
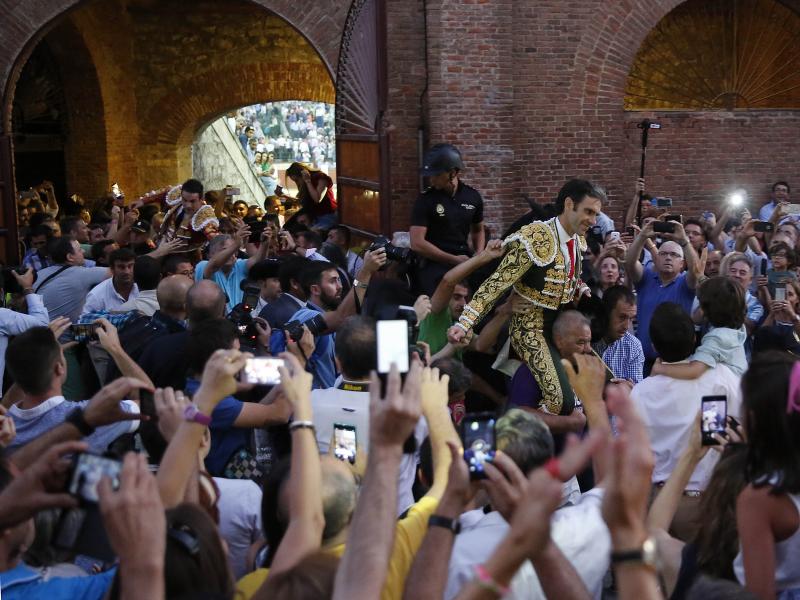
[593,285,644,384]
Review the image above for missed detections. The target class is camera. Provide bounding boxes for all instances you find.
[0,266,30,295]
[228,302,260,353]
[284,313,328,343]
[368,236,412,264]
[586,225,603,254]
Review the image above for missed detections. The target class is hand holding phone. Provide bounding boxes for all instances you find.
[775,283,787,302]
[701,396,727,446]
[462,413,497,479]
[376,320,410,374]
[239,357,284,386]
[71,323,100,342]
[68,453,123,503]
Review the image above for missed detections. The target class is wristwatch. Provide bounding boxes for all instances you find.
[183,403,212,426]
[610,536,659,571]
[428,515,461,535]
[353,279,368,290]
[66,408,96,437]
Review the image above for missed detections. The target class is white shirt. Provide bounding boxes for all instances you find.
[0,295,50,397]
[631,364,742,490]
[311,382,428,516]
[118,289,158,316]
[81,278,139,316]
[553,217,578,274]
[444,489,610,600]
[214,477,262,580]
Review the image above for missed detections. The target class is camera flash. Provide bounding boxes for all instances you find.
[728,192,744,206]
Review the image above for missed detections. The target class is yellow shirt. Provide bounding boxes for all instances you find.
[234,496,439,600]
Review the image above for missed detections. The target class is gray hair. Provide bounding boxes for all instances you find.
[208,234,232,256]
[552,310,591,341]
[495,409,554,474]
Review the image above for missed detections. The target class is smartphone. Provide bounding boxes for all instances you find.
[71,323,99,342]
[664,214,683,224]
[701,396,727,446]
[753,221,775,233]
[68,453,123,503]
[761,258,768,276]
[376,319,410,374]
[652,221,675,234]
[775,283,787,302]
[225,187,241,196]
[655,197,673,208]
[242,286,261,311]
[608,231,621,242]
[702,211,714,220]
[333,423,357,465]
[248,221,267,243]
[784,204,800,215]
[240,357,284,386]
[462,413,497,480]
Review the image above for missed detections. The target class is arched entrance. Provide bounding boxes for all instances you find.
[0,0,383,262]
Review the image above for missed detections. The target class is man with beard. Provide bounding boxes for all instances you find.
[286,261,344,388]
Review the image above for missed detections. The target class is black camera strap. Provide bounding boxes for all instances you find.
[33,265,71,293]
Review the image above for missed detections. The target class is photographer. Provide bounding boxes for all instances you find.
[410,144,485,296]
[625,219,701,371]
[0,268,50,397]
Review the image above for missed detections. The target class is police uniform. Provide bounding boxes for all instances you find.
[455,217,585,416]
[410,181,484,296]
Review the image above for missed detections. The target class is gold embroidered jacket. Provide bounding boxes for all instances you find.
[458,219,586,331]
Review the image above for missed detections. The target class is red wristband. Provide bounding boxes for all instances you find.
[544,457,561,481]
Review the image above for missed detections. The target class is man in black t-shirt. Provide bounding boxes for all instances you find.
[410,144,485,295]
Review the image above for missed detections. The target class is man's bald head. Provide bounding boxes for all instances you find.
[156,275,193,319]
[186,280,226,323]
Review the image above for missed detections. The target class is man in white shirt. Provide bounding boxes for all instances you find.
[310,316,426,516]
[118,256,161,316]
[444,408,610,600]
[81,247,139,316]
[631,302,741,542]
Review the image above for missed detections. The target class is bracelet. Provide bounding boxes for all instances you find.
[474,564,509,597]
[288,420,315,433]
[65,408,96,437]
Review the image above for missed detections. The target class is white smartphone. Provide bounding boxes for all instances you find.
[376,320,410,374]
[775,284,787,302]
[240,357,285,385]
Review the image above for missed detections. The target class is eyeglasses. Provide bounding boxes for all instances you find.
[658,251,682,259]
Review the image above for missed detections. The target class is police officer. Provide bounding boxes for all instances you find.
[410,144,485,296]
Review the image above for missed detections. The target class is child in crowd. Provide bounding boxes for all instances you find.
[766,241,798,297]
[652,276,747,378]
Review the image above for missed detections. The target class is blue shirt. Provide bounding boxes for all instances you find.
[0,563,115,599]
[635,266,696,360]
[759,200,776,222]
[602,331,645,383]
[0,294,49,396]
[185,378,247,476]
[195,258,249,312]
[289,303,337,389]
[692,326,748,377]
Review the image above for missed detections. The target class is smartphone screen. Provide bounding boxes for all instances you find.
[333,423,357,464]
[68,453,123,503]
[242,287,261,310]
[462,413,496,479]
[71,323,99,342]
[376,320,409,374]
[775,284,787,302]
[240,357,284,386]
[701,395,727,446]
[761,258,768,277]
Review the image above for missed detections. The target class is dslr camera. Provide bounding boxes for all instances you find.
[284,313,328,343]
[368,236,412,264]
[1,266,31,295]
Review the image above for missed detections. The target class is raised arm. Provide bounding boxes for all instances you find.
[245,228,271,270]
[268,353,324,574]
[332,362,423,600]
[430,240,503,314]
[624,221,653,286]
[95,318,154,392]
[203,225,249,279]
[420,367,461,500]
[321,247,386,332]
[623,178,646,228]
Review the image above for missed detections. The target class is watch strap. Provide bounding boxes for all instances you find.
[183,404,212,426]
[428,514,461,534]
[66,409,96,437]
[353,279,368,290]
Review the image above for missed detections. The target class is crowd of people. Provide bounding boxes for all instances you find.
[228,101,336,197]
[0,148,797,600]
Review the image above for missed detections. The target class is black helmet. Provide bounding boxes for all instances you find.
[419,144,464,176]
